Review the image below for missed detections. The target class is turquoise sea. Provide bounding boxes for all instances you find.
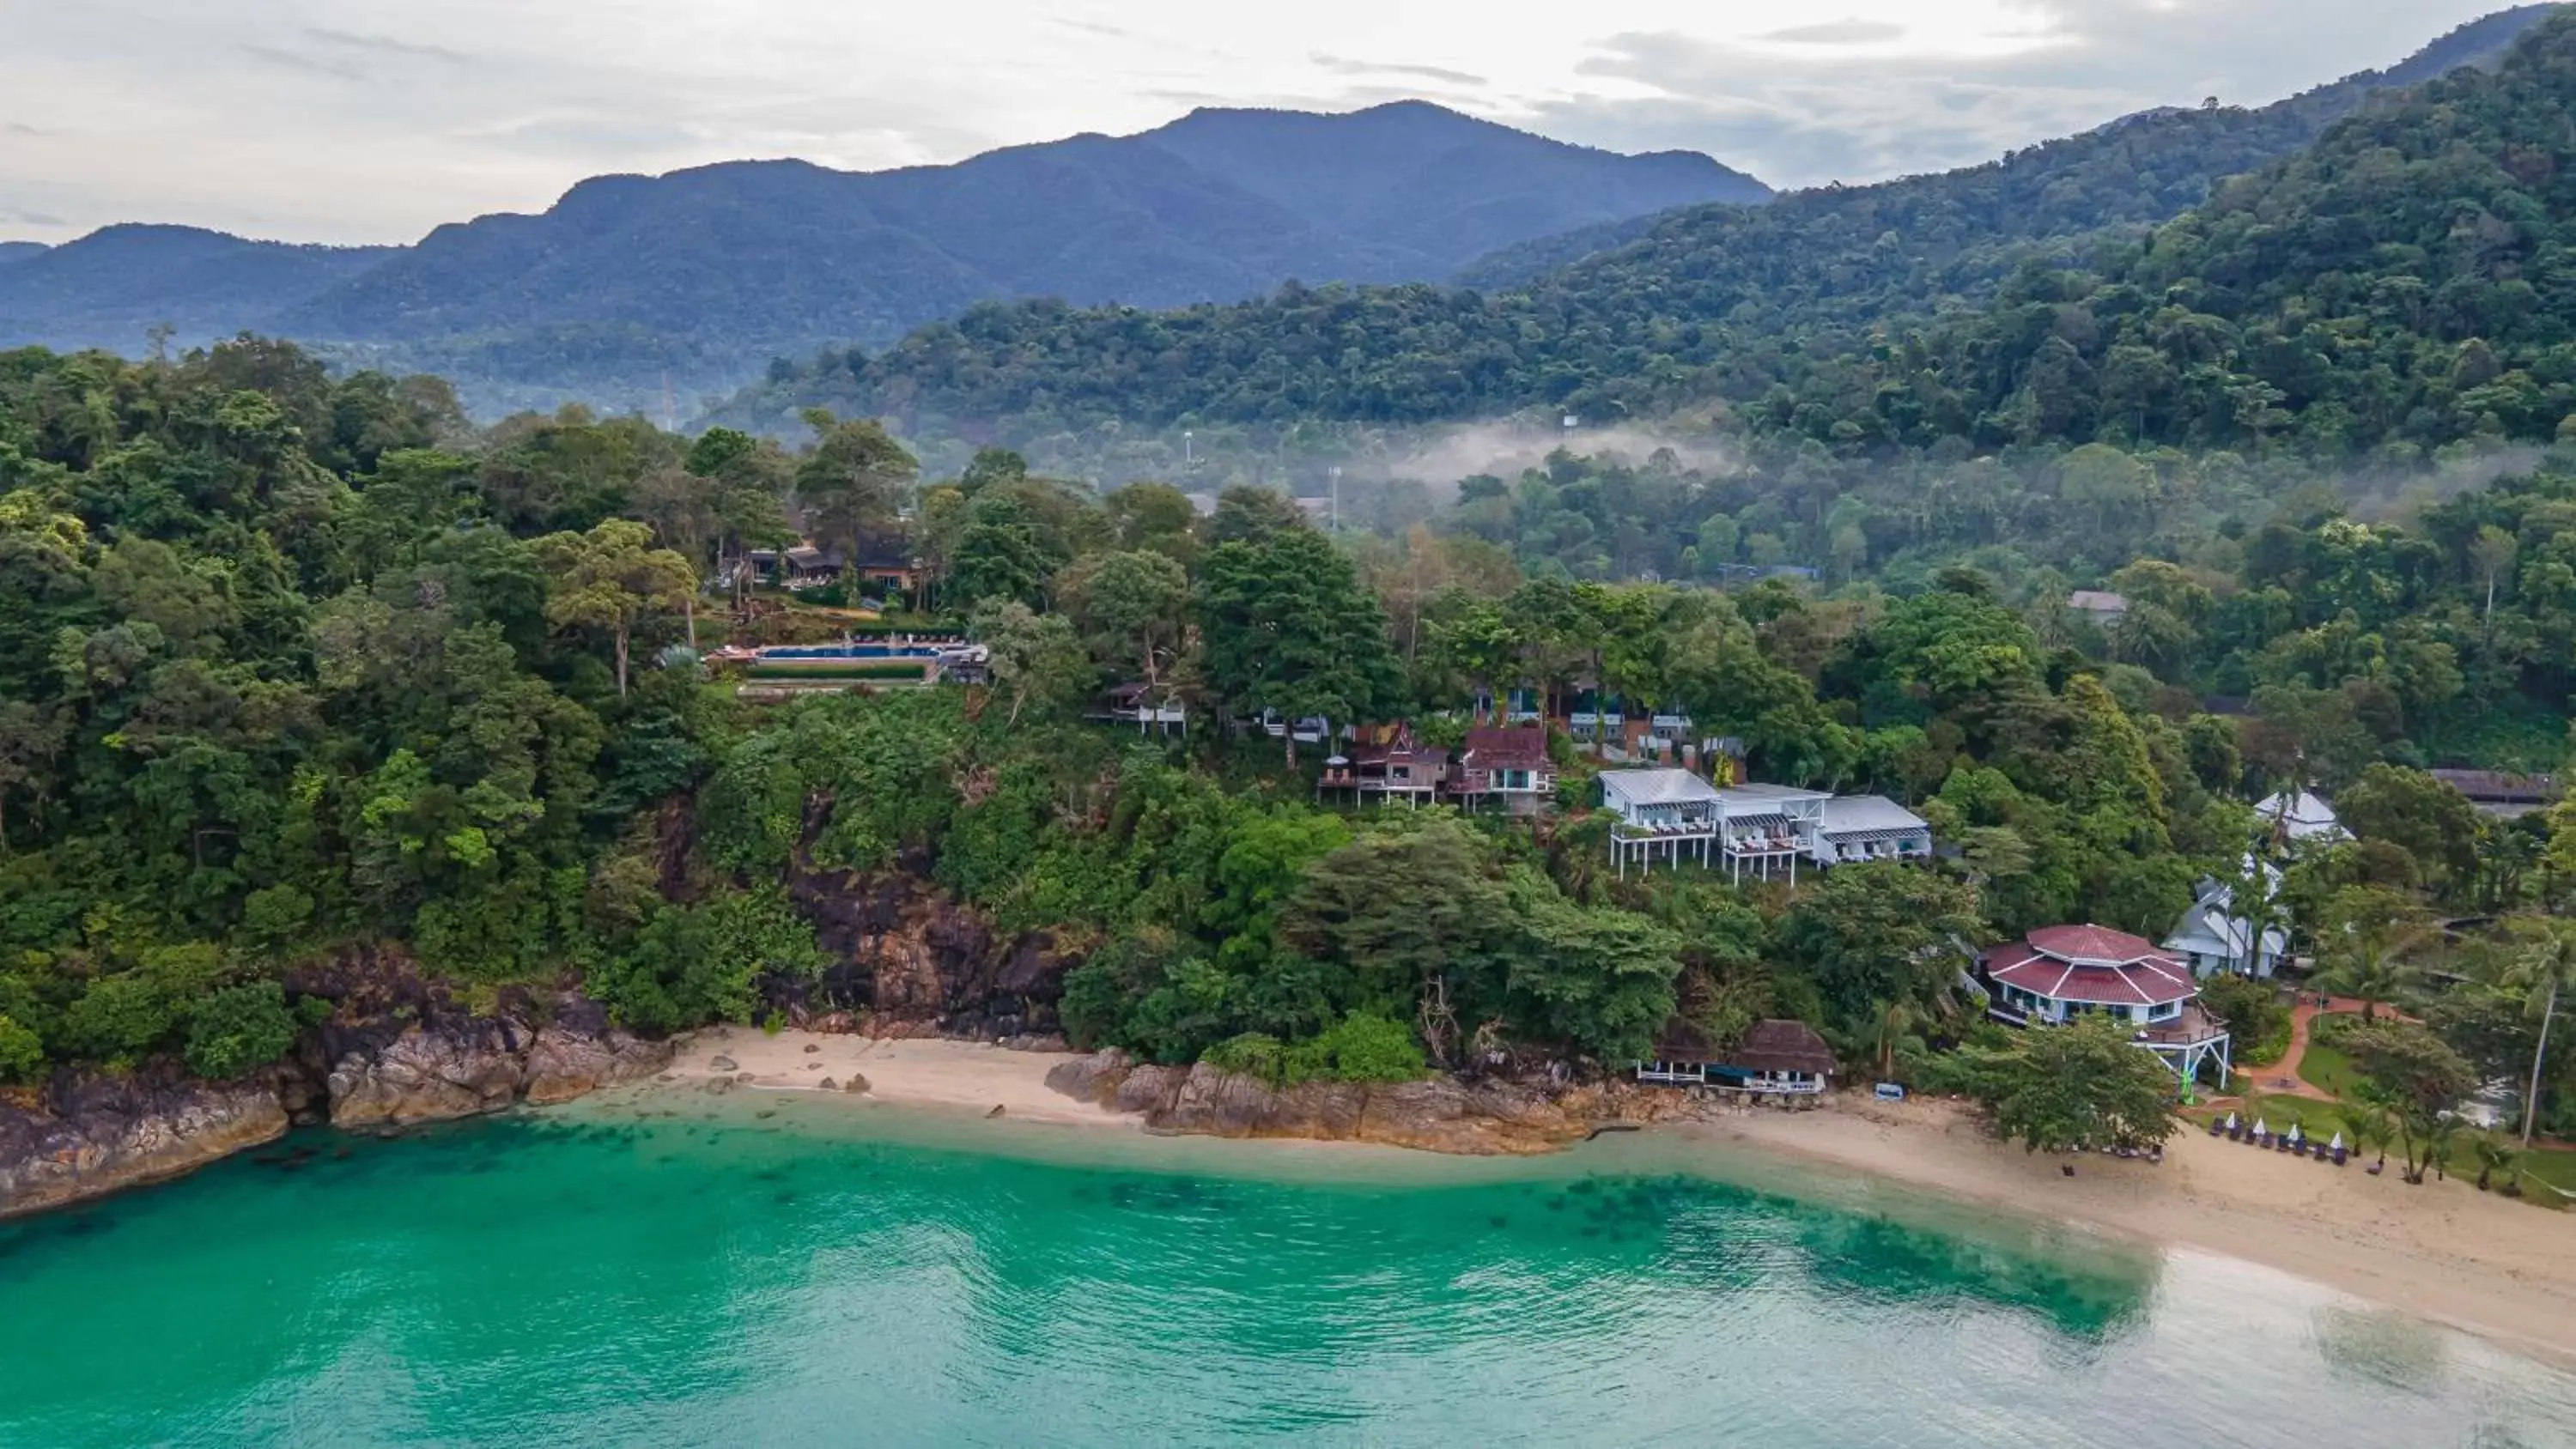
[1,1092,2570,1448]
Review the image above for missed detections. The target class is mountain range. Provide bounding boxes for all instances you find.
[0,102,1765,415]
[714,3,2565,465]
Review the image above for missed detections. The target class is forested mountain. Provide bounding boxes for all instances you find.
[720,6,2564,452]
[0,105,1761,419]
[0,227,392,355]
[5,335,2573,1148]
[0,244,48,266]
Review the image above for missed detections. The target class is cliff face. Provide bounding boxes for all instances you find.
[1044,1049,1671,1156]
[0,952,673,1221]
[783,861,1078,1040]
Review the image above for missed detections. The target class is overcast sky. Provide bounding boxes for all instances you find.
[0,0,2528,246]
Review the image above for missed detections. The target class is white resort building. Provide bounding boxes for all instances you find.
[2163,875,2287,979]
[1600,770,1932,881]
[2254,790,2343,845]
[1979,925,2233,1086]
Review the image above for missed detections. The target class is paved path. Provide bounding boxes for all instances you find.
[2227,994,2391,1103]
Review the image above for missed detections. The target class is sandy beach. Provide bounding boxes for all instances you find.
[655,1029,2574,1364]
[1695,1094,2576,1367]
[665,1027,1139,1131]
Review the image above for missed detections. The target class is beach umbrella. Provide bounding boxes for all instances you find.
[2224,1112,2239,1131]
[2287,1123,2303,1145]
[2252,1117,2268,1140]
[2329,1132,2345,1152]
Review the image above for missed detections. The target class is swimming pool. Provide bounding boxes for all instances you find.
[758,643,949,661]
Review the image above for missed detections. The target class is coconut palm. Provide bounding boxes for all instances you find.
[2507,920,2576,1149]
[2341,1100,2395,1174]
[2473,1132,2521,1193]
[2312,922,2430,1023]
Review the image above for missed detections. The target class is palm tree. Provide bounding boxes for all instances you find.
[2341,1100,2395,1174]
[2312,925,2429,1022]
[2423,1113,2462,1184]
[2508,921,2576,1149]
[1872,997,1932,1082]
[2473,1132,2521,1193]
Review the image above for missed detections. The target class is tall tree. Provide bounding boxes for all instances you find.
[532,520,696,696]
[1197,530,1402,765]
[794,411,917,579]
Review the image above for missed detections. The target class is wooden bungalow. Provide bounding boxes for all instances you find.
[1638,1018,1837,1095]
[1448,725,1554,814]
[1320,730,1447,806]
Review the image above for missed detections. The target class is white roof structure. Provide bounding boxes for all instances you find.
[2166,889,2287,962]
[1817,795,1930,840]
[1601,768,1723,809]
[2255,790,2343,842]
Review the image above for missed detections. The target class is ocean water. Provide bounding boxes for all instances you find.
[1,1094,2569,1448]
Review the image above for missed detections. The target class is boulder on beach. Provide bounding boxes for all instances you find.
[708,1055,738,1072]
[843,1073,871,1094]
[817,1079,837,1091]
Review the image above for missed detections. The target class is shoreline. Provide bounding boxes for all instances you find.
[655,1029,2576,1367]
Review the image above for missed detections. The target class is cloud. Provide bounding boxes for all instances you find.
[1048,17,1133,39]
[1756,20,1905,45]
[234,43,367,82]
[5,123,42,136]
[303,28,470,64]
[1311,53,1489,87]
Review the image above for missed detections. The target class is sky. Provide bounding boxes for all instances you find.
[0,0,2533,246]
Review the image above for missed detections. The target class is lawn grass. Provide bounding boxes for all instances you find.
[2296,1035,2363,1098]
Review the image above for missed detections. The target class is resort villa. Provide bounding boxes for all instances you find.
[1599,769,1932,882]
[1097,682,1188,737]
[1449,726,1555,814]
[2254,789,2344,845]
[1980,925,2233,1085]
[2163,873,2287,979]
[1321,731,1449,807]
[1638,1017,1839,1095]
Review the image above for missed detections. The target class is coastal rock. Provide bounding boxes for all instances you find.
[843,1073,871,1094]
[328,1024,529,1130]
[709,1055,739,1073]
[0,1071,289,1221]
[1040,1048,1595,1155]
[525,1000,677,1105]
[1043,1049,1133,1103]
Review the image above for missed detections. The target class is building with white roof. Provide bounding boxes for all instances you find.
[2163,873,2287,979]
[2254,790,2343,845]
[1599,773,1933,882]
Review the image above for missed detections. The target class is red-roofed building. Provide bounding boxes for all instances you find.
[1979,925,2232,1086]
[1448,726,1554,815]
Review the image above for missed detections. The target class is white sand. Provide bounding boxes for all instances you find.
[664,1028,1135,1131]
[1694,1094,2576,1367]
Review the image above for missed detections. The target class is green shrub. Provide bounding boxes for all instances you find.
[2199,974,2292,1064]
[184,982,299,1080]
[1297,1011,1429,1083]
[0,1013,43,1084]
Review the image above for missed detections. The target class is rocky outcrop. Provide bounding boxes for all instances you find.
[325,993,673,1128]
[783,862,1081,1040]
[1045,1049,1627,1155]
[0,954,675,1219]
[0,1071,289,1220]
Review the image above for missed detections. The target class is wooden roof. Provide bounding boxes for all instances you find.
[1732,1020,1838,1076]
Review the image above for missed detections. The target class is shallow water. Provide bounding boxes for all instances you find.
[1,1094,2569,1447]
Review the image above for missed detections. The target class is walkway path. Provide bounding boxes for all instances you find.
[2231,994,2391,1103]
